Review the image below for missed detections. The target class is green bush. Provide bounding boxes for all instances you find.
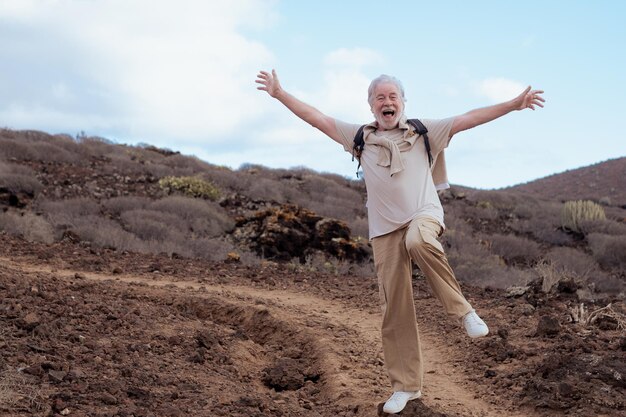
[561,200,606,233]
[158,176,221,200]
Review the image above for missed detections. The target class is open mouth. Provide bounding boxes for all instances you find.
[382,109,395,118]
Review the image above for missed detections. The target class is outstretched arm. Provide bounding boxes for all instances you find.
[256,69,340,141]
[450,86,545,137]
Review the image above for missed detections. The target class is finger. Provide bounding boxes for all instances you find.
[522,86,531,95]
[257,86,268,91]
[533,101,544,108]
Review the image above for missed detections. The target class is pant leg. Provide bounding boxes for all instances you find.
[372,227,422,392]
[405,216,473,318]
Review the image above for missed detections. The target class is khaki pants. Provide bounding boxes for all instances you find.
[371,216,473,392]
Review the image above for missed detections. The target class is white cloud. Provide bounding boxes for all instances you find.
[476,77,526,103]
[0,0,277,141]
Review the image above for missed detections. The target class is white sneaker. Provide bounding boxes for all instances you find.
[463,310,489,338]
[382,390,422,414]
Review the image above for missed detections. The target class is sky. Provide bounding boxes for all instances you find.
[0,0,625,189]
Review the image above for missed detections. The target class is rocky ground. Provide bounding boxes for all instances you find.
[1,232,624,417]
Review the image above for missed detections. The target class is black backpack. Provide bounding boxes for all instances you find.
[352,118,432,176]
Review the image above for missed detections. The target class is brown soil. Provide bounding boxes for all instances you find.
[1,233,624,417]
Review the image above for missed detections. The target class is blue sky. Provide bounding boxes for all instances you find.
[0,0,624,188]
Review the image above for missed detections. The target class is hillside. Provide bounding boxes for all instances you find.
[508,157,626,210]
[0,128,624,417]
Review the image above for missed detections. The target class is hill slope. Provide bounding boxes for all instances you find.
[508,157,626,208]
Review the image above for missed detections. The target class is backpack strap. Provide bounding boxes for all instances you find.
[407,118,433,167]
[351,124,366,176]
[352,118,433,176]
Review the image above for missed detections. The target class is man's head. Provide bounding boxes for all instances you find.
[368,74,406,130]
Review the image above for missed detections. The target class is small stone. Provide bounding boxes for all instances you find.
[99,392,118,405]
[48,369,67,383]
[506,286,529,297]
[60,408,71,416]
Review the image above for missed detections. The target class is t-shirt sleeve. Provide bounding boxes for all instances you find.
[333,119,362,154]
[421,117,455,154]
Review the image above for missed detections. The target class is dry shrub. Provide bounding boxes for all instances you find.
[149,196,234,237]
[593,273,624,294]
[443,226,510,287]
[102,153,153,175]
[102,196,151,215]
[25,141,78,164]
[187,237,243,262]
[0,162,42,195]
[449,253,509,288]
[120,209,185,241]
[488,233,542,266]
[40,197,100,228]
[293,175,365,221]
[467,190,526,210]
[0,211,54,243]
[0,174,42,195]
[463,202,499,221]
[72,215,144,250]
[0,139,34,160]
[508,200,572,245]
[161,154,213,176]
[348,216,369,240]
[587,233,626,270]
[543,247,599,280]
[77,136,116,156]
[246,177,288,202]
[202,166,249,192]
[579,219,626,236]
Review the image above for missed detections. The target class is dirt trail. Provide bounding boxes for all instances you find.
[2,257,536,417]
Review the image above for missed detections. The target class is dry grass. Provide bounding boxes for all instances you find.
[534,260,568,293]
[0,212,55,243]
[586,304,626,330]
[0,368,47,414]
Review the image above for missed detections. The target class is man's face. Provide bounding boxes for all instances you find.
[371,82,404,130]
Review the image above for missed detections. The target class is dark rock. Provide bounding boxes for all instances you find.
[536,315,561,337]
[233,204,369,262]
[263,357,305,391]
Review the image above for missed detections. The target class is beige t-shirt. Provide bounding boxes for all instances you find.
[334,117,454,239]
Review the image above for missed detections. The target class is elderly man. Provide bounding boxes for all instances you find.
[256,69,544,414]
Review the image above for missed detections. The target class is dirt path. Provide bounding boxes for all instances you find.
[2,257,535,417]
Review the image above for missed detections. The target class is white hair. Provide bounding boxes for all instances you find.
[367,74,407,106]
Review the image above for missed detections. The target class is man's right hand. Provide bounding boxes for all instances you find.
[256,69,282,99]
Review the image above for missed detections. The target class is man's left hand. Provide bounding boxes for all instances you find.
[514,86,545,111]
